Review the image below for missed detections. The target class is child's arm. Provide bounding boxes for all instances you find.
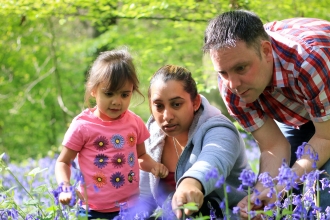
[55,146,78,205]
[137,143,169,178]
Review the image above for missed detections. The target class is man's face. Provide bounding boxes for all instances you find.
[210,40,273,103]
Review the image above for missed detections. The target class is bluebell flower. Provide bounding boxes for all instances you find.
[205,167,219,181]
[296,142,319,169]
[233,206,240,214]
[220,201,225,209]
[267,187,275,198]
[258,172,275,188]
[238,169,256,188]
[276,159,299,190]
[253,188,260,196]
[296,142,306,159]
[320,178,330,191]
[264,203,275,211]
[325,206,330,218]
[25,214,40,220]
[254,198,261,206]
[215,175,225,188]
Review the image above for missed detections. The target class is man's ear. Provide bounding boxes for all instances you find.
[261,40,273,62]
[193,94,202,112]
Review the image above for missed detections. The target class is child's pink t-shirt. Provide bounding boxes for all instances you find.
[62,108,150,212]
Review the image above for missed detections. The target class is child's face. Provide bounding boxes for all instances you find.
[92,81,133,121]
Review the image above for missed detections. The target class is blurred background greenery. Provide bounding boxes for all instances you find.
[1,0,329,162]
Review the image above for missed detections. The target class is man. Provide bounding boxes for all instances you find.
[203,10,330,217]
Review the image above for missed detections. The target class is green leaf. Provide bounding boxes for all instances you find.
[26,167,48,177]
[282,208,293,215]
[32,184,48,194]
[150,208,163,219]
[24,198,39,206]
[182,202,199,211]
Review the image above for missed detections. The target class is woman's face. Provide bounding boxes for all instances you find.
[149,79,200,137]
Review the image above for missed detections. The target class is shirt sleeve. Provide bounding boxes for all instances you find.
[62,119,86,151]
[134,115,150,144]
[300,47,330,122]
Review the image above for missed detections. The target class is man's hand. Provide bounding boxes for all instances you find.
[238,185,286,219]
[237,194,264,219]
[171,178,204,219]
[151,162,169,178]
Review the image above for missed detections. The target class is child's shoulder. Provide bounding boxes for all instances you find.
[126,110,143,119]
[71,108,96,123]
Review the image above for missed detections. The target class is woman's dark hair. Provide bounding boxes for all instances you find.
[148,65,198,101]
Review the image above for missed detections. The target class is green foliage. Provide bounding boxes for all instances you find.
[1,0,329,161]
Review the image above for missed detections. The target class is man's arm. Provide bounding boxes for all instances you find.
[292,119,330,178]
[252,117,291,191]
[237,117,290,218]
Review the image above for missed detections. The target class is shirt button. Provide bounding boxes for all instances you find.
[320,109,325,113]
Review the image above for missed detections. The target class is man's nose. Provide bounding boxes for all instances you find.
[227,75,241,91]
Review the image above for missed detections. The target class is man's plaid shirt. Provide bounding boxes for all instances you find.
[219,18,330,132]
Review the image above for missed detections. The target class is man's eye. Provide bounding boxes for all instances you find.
[218,72,228,79]
[237,66,246,72]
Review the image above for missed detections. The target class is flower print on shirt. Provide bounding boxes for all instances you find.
[126,132,136,147]
[111,134,124,149]
[127,152,135,167]
[110,172,125,189]
[93,136,109,151]
[93,171,107,188]
[111,153,126,168]
[94,154,109,169]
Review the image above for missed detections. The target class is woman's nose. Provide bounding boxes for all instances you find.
[163,109,174,122]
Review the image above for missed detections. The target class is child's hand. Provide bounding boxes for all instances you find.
[59,191,73,206]
[59,189,85,206]
[151,163,169,178]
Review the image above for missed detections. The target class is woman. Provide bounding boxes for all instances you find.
[139,64,251,219]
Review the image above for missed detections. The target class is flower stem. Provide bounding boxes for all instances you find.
[3,166,45,216]
[248,186,251,220]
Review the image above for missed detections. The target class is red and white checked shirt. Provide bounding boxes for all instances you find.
[219,18,330,132]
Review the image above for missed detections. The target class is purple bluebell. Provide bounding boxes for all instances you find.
[205,167,219,181]
[276,160,299,190]
[296,142,319,169]
[233,206,240,214]
[320,178,330,191]
[325,206,330,218]
[238,169,256,188]
[254,198,261,206]
[258,172,275,188]
[215,175,225,188]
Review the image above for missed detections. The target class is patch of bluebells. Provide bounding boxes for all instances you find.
[2,137,330,219]
[206,142,330,220]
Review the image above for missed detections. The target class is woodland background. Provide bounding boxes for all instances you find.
[1,0,329,162]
